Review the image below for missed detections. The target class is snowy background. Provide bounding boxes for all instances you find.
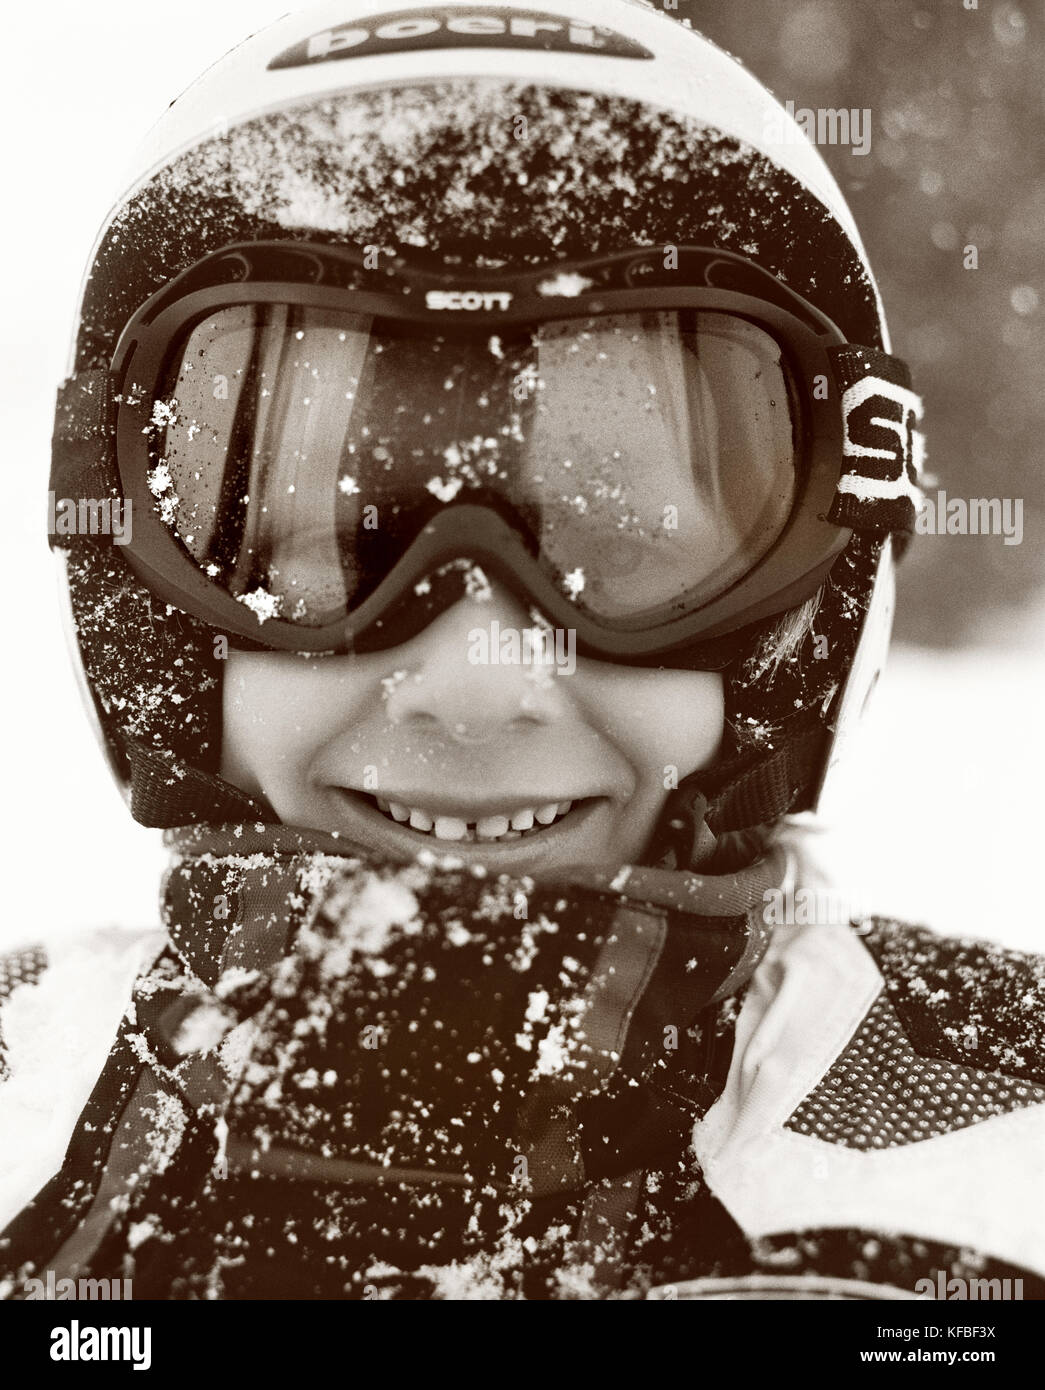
[1,0,1041,952]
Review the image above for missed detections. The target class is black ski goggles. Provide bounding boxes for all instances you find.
[79,242,915,662]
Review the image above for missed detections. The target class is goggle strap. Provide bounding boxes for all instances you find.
[827,346,925,536]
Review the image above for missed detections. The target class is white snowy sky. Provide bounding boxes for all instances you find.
[1,1,1041,954]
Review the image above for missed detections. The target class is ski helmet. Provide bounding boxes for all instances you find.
[49,0,923,858]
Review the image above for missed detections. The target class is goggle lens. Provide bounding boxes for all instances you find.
[153,304,798,629]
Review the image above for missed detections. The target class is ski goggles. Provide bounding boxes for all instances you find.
[56,242,922,662]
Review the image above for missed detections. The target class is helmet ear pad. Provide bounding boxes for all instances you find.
[66,539,223,781]
[727,532,883,752]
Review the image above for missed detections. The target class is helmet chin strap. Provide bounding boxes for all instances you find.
[648,708,830,872]
[122,736,274,828]
[121,700,827,881]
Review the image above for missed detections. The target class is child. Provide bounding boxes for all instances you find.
[3,0,1043,1300]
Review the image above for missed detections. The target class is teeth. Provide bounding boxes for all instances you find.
[372,796,581,840]
[434,816,468,841]
[477,815,510,839]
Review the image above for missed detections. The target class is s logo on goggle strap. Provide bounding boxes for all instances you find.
[268,8,655,69]
[840,376,924,492]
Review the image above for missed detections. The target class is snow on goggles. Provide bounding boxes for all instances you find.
[55,243,923,661]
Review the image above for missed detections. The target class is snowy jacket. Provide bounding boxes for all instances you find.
[2,877,1044,1301]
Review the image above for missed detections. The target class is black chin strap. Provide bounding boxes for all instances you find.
[123,737,274,827]
[703,716,828,834]
[650,711,828,871]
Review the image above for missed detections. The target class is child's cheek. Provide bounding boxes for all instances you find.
[573,665,726,785]
[220,653,359,802]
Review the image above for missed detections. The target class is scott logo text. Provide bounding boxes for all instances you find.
[426,289,513,311]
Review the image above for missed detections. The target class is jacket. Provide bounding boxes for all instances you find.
[2,862,1043,1301]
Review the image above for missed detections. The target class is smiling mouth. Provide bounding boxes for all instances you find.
[348,793,583,843]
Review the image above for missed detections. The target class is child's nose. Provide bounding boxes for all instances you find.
[380,582,569,744]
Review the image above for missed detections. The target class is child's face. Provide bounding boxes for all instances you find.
[221,581,724,874]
